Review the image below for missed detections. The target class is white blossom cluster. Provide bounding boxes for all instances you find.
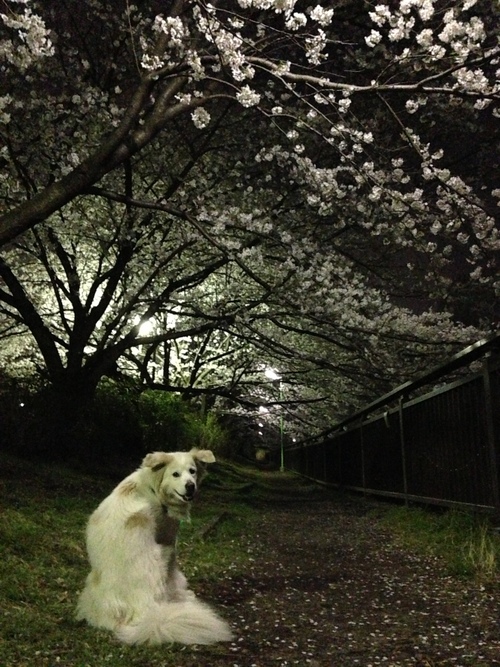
[133,0,498,136]
[140,11,193,72]
[305,29,328,65]
[0,1,54,70]
[191,107,211,129]
[235,1,334,26]
[237,0,297,11]
[138,0,339,126]
[252,122,499,286]
[365,0,495,103]
[141,15,188,71]
[197,7,255,82]
[236,85,261,107]
[152,15,187,48]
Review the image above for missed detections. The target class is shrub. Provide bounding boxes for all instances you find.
[138,390,229,455]
[138,390,194,451]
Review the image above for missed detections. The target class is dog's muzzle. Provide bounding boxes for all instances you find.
[177,482,196,502]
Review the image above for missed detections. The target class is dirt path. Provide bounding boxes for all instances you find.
[191,500,500,667]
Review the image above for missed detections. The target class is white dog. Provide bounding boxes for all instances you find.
[76,449,233,645]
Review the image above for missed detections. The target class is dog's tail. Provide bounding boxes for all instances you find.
[115,598,233,645]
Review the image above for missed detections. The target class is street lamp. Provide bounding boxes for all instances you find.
[137,317,155,337]
[264,367,284,472]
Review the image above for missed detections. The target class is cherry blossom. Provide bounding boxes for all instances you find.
[0,0,498,438]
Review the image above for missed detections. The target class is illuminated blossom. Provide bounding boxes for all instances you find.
[236,85,261,107]
[191,107,211,129]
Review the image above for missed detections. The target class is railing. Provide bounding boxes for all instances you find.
[286,334,500,512]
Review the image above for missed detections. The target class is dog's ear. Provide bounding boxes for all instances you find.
[190,448,216,464]
[142,452,174,472]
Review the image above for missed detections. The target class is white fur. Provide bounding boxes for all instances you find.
[76,449,233,645]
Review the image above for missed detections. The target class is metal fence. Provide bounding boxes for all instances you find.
[286,335,500,512]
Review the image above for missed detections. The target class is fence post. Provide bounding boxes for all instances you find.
[322,440,327,484]
[483,355,500,513]
[360,420,366,495]
[398,396,409,506]
[338,434,343,489]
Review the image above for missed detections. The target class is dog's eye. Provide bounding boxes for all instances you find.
[172,472,181,478]
[189,468,196,475]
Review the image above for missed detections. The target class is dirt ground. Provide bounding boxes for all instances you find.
[186,499,500,667]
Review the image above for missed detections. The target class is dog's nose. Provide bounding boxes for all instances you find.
[185,481,196,498]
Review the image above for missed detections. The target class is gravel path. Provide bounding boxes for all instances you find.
[193,500,500,667]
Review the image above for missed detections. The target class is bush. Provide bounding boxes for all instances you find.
[196,411,230,455]
[138,390,229,455]
[138,390,194,451]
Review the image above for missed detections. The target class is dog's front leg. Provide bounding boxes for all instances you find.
[155,512,192,602]
[165,550,193,601]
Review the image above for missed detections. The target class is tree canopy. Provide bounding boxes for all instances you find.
[0,0,499,442]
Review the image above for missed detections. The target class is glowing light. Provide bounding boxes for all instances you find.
[264,367,281,381]
[136,316,155,337]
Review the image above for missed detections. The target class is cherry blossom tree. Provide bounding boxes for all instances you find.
[0,0,499,442]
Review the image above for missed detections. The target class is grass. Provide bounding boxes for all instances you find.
[378,504,500,579]
[0,452,328,667]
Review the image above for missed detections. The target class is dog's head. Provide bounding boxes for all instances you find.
[142,448,215,513]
